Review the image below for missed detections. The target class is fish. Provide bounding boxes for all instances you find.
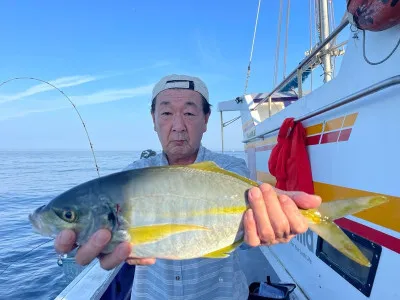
[28,161,388,267]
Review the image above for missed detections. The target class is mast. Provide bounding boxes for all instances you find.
[319,0,332,82]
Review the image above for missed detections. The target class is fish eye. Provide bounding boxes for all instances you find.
[55,208,77,223]
[64,210,74,220]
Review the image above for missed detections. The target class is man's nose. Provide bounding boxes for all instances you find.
[172,114,186,131]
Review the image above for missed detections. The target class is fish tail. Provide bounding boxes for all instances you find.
[305,195,388,267]
[309,221,371,266]
[316,195,388,220]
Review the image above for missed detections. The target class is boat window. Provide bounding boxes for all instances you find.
[316,227,381,297]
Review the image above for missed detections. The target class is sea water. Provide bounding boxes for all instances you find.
[0,149,246,299]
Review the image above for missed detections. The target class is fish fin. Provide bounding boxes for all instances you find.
[128,224,209,245]
[202,239,243,259]
[309,222,371,267]
[316,196,388,220]
[187,161,258,187]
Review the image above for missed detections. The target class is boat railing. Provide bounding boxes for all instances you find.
[251,19,350,112]
[244,75,400,143]
[55,260,124,300]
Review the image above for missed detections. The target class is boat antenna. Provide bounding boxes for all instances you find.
[273,0,284,88]
[283,0,291,79]
[0,77,100,177]
[244,0,262,95]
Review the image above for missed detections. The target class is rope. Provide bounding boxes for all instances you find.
[283,0,291,79]
[315,0,320,42]
[273,0,284,88]
[329,0,336,77]
[244,0,262,95]
[362,30,400,66]
[0,77,100,177]
[329,0,335,33]
[309,0,314,91]
[223,115,241,127]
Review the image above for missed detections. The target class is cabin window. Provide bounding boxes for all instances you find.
[316,227,381,297]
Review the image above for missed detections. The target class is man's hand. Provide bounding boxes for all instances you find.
[244,183,321,246]
[54,229,156,270]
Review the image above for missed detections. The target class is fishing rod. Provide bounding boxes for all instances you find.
[0,77,102,290]
[0,77,100,177]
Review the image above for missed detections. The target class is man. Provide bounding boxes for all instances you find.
[55,74,321,299]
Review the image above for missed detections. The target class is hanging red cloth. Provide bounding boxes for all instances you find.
[268,118,314,194]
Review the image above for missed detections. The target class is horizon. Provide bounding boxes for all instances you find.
[0,147,246,152]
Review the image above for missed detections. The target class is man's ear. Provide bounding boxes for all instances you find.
[205,111,211,124]
[205,111,211,125]
[151,112,156,131]
[203,112,211,132]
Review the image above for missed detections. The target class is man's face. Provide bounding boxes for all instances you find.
[152,89,210,161]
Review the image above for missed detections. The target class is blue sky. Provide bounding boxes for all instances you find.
[0,0,347,151]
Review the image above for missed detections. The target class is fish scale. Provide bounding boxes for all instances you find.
[29,161,388,265]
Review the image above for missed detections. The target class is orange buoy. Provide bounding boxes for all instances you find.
[347,0,400,31]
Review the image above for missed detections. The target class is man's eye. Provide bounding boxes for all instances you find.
[161,112,172,116]
[184,112,195,116]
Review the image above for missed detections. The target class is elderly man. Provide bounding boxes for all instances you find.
[55,74,321,299]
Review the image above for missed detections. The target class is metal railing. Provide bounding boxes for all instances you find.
[252,19,350,111]
[243,75,400,143]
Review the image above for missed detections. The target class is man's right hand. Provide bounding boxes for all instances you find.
[54,229,156,270]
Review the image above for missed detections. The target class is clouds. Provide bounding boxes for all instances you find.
[0,106,70,121]
[0,58,176,122]
[195,30,224,67]
[69,84,154,106]
[0,82,154,121]
[0,58,170,121]
[193,29,237,74]
[0,75,99,104]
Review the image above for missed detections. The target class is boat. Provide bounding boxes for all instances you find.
[218,0,400,299]
[55,1,400,299]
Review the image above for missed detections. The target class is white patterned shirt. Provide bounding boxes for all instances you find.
[124,145,250,300]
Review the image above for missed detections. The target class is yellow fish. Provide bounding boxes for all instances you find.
[29,161,387,267]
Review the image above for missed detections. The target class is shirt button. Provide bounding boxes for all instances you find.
[175,276,180,280]
[219,277,223,282]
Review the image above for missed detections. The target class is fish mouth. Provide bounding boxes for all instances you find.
[29,213,45,233]
[28,211,56,238]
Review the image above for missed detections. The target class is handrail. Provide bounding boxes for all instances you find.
[243,75,400,143]
[252,19,350,111]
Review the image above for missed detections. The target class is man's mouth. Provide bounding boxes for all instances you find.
[172,140,186,145]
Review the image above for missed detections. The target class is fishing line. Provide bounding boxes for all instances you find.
[0,77,100,177]
[0,237,54,277]
[0,77,101,288]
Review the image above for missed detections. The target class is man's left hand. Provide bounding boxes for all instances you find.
[244,183,321,246]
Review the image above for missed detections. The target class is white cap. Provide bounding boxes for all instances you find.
[152,74,209,102]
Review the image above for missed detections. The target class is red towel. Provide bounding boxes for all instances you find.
[268,118,314,194]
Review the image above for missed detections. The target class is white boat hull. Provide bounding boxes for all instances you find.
[220,22,400,300]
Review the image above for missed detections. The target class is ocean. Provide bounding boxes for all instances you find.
[0,149,246,299]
